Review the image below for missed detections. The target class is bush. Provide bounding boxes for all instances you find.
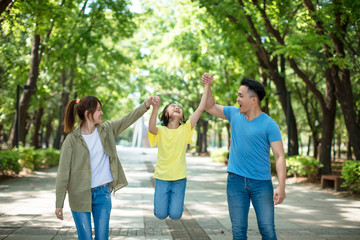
[210,148,229,164]
[341,160,360,194]
[18,146,38,171]
[0,150,21,175]
[287,155,323,181]
[0,147,60,176]
[18,147,60,171]
[35,148,60,167]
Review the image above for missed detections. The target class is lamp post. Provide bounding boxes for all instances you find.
[15,84,34,148]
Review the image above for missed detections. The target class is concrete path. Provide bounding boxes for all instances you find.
[0,146,359,240]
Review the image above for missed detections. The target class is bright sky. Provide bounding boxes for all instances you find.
[129,0,143,13]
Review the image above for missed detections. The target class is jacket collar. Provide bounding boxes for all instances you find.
[72,124,102,137]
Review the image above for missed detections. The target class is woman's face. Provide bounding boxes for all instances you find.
[166,103,183,121]
[89,102,103,124]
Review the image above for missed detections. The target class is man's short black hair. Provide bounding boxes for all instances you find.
[241,77,266,102]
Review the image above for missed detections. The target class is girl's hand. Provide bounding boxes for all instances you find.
[152,96,161,109]
[201,73,213,85]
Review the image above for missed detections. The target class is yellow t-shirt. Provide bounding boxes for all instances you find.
[148,120,193,181]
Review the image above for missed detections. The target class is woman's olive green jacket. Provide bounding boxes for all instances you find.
[56,102,148,212]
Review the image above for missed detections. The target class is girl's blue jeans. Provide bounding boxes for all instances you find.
[71,184,112,240]
[154,178,187,220]
[227,172,277,240]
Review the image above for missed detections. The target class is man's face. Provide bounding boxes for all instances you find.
[237,85,254,113]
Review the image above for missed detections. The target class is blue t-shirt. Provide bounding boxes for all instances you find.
[223,106,282,180]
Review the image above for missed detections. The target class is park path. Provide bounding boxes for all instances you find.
[0,146,359,239]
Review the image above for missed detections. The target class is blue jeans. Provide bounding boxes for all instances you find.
[227,173,277,240]
[71,184,112,240]
[154,178,187,220]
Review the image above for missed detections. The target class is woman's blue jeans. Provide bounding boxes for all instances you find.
[71,184,112,240]
[227,173,277,240]
[154,178,187,220]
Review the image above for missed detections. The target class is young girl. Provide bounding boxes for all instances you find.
[148,81,210,220]
[55,95,153,239]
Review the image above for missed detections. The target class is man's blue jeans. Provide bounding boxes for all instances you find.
[227,172,277,240]
[71,184,112,240]
[154,178,187,220]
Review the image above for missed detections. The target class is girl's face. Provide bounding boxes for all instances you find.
[166,103,183,121]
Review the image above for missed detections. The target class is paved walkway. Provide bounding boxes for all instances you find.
[0,146,360,240]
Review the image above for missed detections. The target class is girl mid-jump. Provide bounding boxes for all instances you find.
[148,78,210,220]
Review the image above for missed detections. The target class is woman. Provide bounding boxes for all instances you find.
[55,95,153,239]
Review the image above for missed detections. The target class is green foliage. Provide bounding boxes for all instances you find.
[17,146,38,171]
[341,160,360,194]
[0,147,60,175]
[34,148,60,167]
[210,148,228,164]
[0,150,21,175]
[286,155,323,181]
[18,146,60,171]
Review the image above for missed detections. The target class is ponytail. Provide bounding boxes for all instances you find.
[63,100,77,133]
[63,96,102,133]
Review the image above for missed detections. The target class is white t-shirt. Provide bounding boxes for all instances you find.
[82,128,113,188]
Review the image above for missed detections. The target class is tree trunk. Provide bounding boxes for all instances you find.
[226,122,230,149]
[196,120,202,154]
[0,0,13,16]
[313,138,319,160]
[347,139,352,160]
[31,106,44,148]
[201,120,208,154]
[259,67,269,115]
[44,116,53,148]
[337,133,341,159]
[53,69,73,149]
[8,33,40,148]
[218,130,222,148]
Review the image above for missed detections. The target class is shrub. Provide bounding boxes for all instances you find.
[341,160,360,194]
[287,155,323,181]
[210,148,229,164]
[17,146,38,171]
[35,148,60,167]
[0,150,21,175]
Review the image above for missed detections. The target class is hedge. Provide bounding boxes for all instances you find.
[0,147,60,176]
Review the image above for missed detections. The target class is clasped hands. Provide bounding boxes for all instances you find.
[146,73,213,109]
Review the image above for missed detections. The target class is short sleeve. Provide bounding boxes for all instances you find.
[148,127,161,147]
[184,120,194,144]
[267,120,282,143]
[223,106,235,121]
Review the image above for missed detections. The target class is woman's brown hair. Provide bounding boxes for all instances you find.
[63,96,102,133]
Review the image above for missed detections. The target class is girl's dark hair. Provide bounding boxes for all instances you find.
[63,96,102,133]
[159,102,186,127]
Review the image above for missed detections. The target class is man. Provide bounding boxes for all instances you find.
[201,73,286,240]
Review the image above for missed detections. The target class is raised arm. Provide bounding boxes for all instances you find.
[149,96,161,135]
[270,140,286,205]
[201,73,226,119]
[189,83,209,128]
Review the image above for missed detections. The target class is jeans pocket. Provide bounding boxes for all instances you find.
[101,185,111,195]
